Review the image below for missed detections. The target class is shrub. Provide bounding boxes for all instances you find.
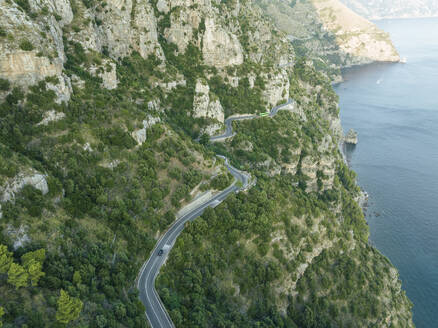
[0,78,10,91]
[19,39,34,51]
[0,26,6,37]
[14,0,31,13]
[210,173,232,190]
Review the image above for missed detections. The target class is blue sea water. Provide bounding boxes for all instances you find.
[334,18,438,328]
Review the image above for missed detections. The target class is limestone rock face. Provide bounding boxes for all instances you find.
[0,0,165,101]
[263,70,290,108]
[201,123,223,136]
[101,62,118,90]
[69,0,165,60]
[319,155,336,190]
[132,116,161,145]
[0,52,63,84]
[193,79,224,123]
[202,17,244,67]
[301,156,319,192]
[37,110,66,126]
[156,0,170,13]
[282,148,301,175]
[46,74,73,103]
[132,0,166,61]
[165,7,197,53]
[91,0,134,59]
[153,77,187,92]
[90,60,118,90]
[330,116,343,139]
[28,0,74,25]
[0,0,72,100]
[1,172,49,202]
[6,225,30,250]
[148,99,161,112]
[132,128,147,146]
[344,128,358,144]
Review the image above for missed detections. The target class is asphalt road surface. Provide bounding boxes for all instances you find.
[137,158,250,328]
[210,99,294,142]
[137,99,293,328]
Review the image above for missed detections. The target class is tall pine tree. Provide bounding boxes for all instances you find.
[56,290,83,324]
[0,245,12,274]
[7,263,28,289]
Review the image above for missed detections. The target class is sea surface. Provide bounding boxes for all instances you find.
[334,18,438,328]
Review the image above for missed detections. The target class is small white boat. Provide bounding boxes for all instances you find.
[400,57,408,64]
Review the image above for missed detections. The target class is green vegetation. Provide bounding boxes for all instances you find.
[0,307,4,327]
[209,72,266,117]
[0,0,413,326]
[210,172,233,190]
[156,60,412,327]
[0,243,46,293]
[7,263,28,289]
[0,38,219,327]
[19,39,34,51]
[56,289,83,324]
[0,79,10,92]
[13,0,31,14]
[157,164,406,326]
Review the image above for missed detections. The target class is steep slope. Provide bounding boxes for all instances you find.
[312,0,400,63]
[157,57,414,328]
[255,0,399,80]
[0,0,413,327]
[341,0,438,19]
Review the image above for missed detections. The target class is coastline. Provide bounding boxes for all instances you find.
[339,140,369,213]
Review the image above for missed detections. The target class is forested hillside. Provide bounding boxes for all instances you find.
[0,0,413,327]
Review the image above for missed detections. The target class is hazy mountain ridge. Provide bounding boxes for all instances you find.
[255,0,399,81]
[340,0,438,19]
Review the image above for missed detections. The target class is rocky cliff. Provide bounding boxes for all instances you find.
[311,0,400,63]
[255,0,399,80]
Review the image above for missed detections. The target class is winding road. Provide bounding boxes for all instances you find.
[210,98,294,142]
[137,99,294,328]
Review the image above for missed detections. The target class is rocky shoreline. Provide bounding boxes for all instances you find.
[339,129,369,213]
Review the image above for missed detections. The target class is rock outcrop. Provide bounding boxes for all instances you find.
[1,171,49,202]
[6,224,30,250]
[0,0,72,100]
[263,70,290,108]
[90,60,118,90]
[193,79,224,123]
[0,0,165,101]
[132,116,161,145]
[202,17,244,68]
[37,110,66,126]
[344,128,358,145]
